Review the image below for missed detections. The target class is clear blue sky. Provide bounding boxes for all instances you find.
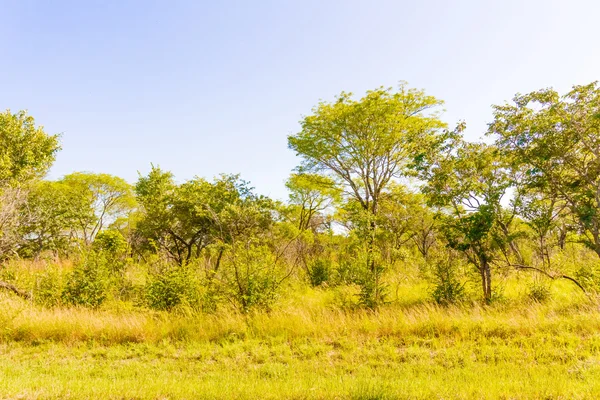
[2,0,599,200]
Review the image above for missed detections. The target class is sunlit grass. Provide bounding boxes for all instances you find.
[1,272,599,399]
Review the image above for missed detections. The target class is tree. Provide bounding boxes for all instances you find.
[421,135,517,303]
[134,167,250,265]
[288,84,445,305]
[490,82,600,257]
[0,110,60,186]
[213,193,286,312]
[19,181,76,256]
[0,110,60,259]
[60,172,136,245]
[284,173,339,286]
[518,192,570,269]
[0,110,60,296]
[285,173,339,232]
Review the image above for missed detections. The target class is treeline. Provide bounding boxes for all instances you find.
[1,81,599,311]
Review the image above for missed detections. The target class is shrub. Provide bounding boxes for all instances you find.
[429,253,466,306]
[334,257,363,286]
[62,254,110,308]
[306,258,332,287]
[93,230,128,275]
[145,263,203,311]
[528,279,552,303]
[34,266,65,307]
[221,244,282,313]
[575,263,600,293]
[356,265,388,309]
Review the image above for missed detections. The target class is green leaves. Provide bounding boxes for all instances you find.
[490,81,600,256]
[0,110,60,187]
[134,167,274,265]
[288,83,446,214]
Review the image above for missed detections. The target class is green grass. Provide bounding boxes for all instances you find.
[1,280,600,399]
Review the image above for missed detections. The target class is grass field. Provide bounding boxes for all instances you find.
[1,279,600,399]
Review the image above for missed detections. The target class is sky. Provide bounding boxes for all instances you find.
[2,0,599,200]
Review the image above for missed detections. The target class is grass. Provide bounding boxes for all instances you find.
[1,278,600,399]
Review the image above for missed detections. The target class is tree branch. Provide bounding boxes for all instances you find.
[0,281,31,300]
[509,263,588,295]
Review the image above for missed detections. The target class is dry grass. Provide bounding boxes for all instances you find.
[1,270,600,398]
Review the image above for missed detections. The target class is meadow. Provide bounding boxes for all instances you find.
[1,267,600,400]
[2,76,600,399]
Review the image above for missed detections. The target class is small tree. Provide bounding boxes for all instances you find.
[61,172,136,245]
[0,110,60,260]
[420,133,518,303]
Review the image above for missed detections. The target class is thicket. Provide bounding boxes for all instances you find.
[1,81,600,312]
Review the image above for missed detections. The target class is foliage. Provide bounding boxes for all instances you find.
[305,258,332,287]
[145,262,203,311]
[528,278,552,303]
[429,252,467,305]
[93,229,128,257]
[0,110,60,186]
[19,181,79,256]
[62,253,111,308]
[134,167,254,265]
[420,131,520,303]
[2,83,600,314]
[285,173,339,231]
[61,172,136,245]
[288,84,446,307]
[490,82,600,257]
[0,110,60,258]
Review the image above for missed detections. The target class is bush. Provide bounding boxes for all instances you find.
[429,254,466,306]
[334,257,363,286]
[306,258,332,287]
[220,244,282,313]
[528,279,552,303]
[145,263,203,311]
[34,266,65,307]
[93,230,128,275]
[575,263,600,293]
[331,250,387,308]
[356,265,388,309]
[93,230,127,256]
[62,254,110,308]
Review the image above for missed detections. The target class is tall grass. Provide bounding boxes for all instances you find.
[0,279,596,346]
[1,257,600,398]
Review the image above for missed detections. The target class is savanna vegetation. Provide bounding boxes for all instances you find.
[2,82,600,399]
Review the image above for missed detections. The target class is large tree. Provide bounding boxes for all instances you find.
[490,82,600,257]
[288,84,445,305]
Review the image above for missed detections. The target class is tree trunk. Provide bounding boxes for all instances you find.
[478,255,492,303]
[484,260,492,302]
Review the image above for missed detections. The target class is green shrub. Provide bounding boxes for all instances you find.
[220,244,283,313]
[93,230,128,275]
[429,254,466,306]
[62,254,110,308]
[306,258,332,287]
[93,230,127,255]
[34,266,65,307]
[575,263,600,293]
[145,263,203,311]
[356,265,388,309]
[528,279,552,303]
